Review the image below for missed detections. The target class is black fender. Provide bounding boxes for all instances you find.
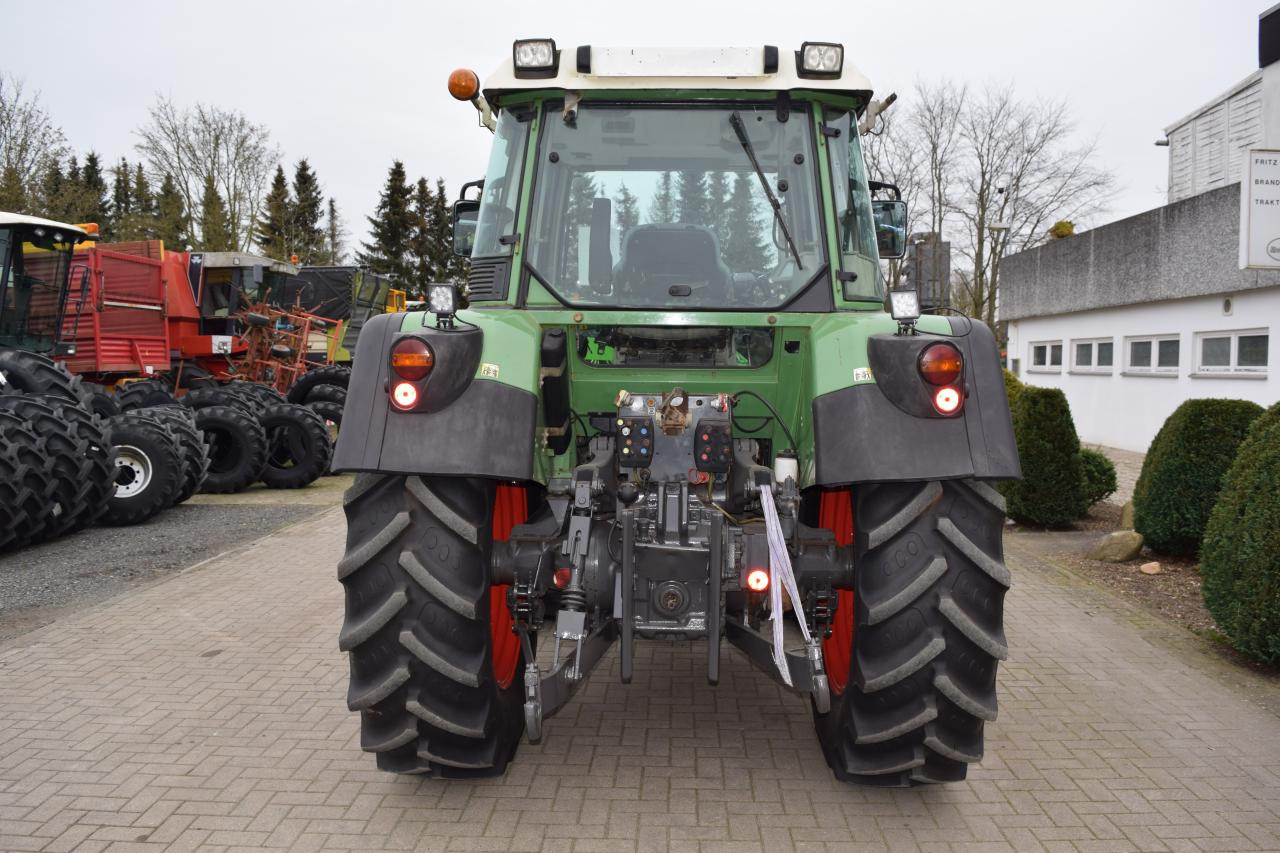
[331,312,537,480]
[812,318,1020,485]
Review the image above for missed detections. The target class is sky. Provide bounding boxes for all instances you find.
[4,0,1264,251]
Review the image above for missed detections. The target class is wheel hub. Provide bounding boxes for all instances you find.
[113,445,153,499]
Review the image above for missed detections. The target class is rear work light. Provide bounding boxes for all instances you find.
[746,568,770,592]
[933,386,962,415]
[391,337,434,381]
[918,342,963,386]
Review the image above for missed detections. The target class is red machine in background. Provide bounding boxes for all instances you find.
[58,239,341,391]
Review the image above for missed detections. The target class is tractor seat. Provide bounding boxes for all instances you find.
[613,224,731,301]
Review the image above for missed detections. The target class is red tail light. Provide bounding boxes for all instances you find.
[391,381,419,409]
[391,337,434,381]
[918,342,963,386]
[746,568,770,592]
[933,386,962,414]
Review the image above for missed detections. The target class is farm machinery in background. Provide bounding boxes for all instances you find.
[0,213,340,554]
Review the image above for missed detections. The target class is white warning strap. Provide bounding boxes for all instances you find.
[759,487,811,686]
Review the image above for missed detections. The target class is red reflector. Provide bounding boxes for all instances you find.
[391,337,434,380]
[746,568,770,592]
[391,381,419,409]
[553,567,572,589]
[934,386,962,414]
[918,342,964,386]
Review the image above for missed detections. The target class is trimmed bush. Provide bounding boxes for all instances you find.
[1133,399,1264,556]
[1079,448,1117,509]
[1003,386,1087,526]
[1201,404,1280,665]
[1003,369,1024,409]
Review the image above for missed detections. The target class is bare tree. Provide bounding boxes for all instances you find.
[948,86,1114,325]
[863,107,924,288]
[134,97,279,251]
[0,74,68,203]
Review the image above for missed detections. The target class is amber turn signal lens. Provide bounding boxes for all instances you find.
[391,337,434,381]
[918,342,964,386]
[448,68,480,101]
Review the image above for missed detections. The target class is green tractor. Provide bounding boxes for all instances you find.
[333,41,1019,786]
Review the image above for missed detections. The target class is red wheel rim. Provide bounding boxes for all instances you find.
[490,483,526,689]
[818,488,855,695]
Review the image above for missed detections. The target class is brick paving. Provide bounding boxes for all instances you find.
[2,509,1279,852]
[1090,446,1145,507]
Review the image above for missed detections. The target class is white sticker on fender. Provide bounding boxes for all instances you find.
[853,367,874,383]
[479,362,500,379]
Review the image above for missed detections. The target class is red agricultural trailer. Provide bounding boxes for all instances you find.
[57,239,335,391]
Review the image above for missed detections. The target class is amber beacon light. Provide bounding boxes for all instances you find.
[448,68,480,101]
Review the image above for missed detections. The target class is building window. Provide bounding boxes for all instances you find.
[1030,341,1062,373]
[1071,338,1114,374]
[1125,335,1179,375]
[1193,329,1269,377]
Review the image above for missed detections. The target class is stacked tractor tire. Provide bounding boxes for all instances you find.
[0,351,337,554]
[117,378,335,493]
[286,365,350,450]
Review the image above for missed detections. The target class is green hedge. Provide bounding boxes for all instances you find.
[1004,386,1086,526]
[1133,399,1264,556]
[1003,369,1024,409]
[1201,404,1280,665]
[1079,448,1117,509]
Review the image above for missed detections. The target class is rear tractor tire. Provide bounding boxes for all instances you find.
[813,479,1010,786]
[100,415,183,526]
[123,406,209,504]
[258,403,332,489]
[114,378,177,411]
[287,364,350,404]
[193,405,268,494]
[338,475,528,777]
[0,410,57,550]
[0,350,82,401]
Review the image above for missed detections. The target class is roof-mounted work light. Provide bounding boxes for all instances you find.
[513,39,558,78]
[798,42,843,78]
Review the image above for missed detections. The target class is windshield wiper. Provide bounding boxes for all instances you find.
[729,111,802,269]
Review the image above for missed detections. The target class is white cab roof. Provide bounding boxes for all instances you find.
[483,44,873,104]
[0,212,89,237]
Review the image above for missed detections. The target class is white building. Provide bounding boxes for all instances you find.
[1001,8,1280,453]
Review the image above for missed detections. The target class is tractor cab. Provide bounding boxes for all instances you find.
[186,251,297,336]
[0,213,91,356]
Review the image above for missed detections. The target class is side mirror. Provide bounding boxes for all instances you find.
[452,199,480,258]
[872,199,907,259]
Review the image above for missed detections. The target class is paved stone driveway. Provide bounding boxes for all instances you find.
[2,509,1278,852]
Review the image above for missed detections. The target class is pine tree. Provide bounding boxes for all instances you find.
[723,174,771,273]
[428,178,455,281]
[675,170,709,226]
[112,158,132,221]
[408,177,434,296]
[290,158,325,264]
[358,160,413,283]
[133,165,154,219]
[324,197,346,264]
[80,152,110,230]
[256,165,292,260]
[649,171,675,223]
[614,182,640,242]
[564,172,599,283]
[706,171,730,247]
[154,173,188,250]
[39,159,68,221]
[198,174,234,251]
[0,165,26,212]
